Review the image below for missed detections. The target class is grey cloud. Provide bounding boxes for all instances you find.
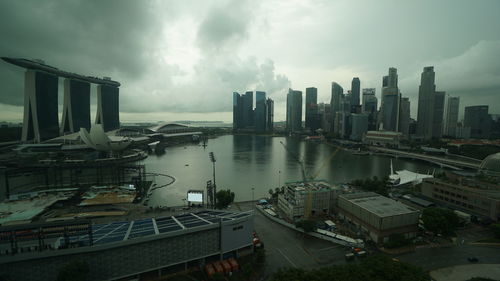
[0,0,162,105]
[196,0,256,53]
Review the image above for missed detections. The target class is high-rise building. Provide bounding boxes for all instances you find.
[464,106,491,139]
[432,91,445,139]
[22,70,60,142]
[266,98,274,132]
[416,66,444,140]
[380,68,400,131]
[443,96,460,137]
[232,92,243,129]
[286,89,303,133]
[399,97,410,137]
[318,103,332,132]
[351,77,360,107]
[95,84,120,132]
[255,91,266,132]
[350,113,368,141]
[362,88,378,130]
[305,87,319,132]
[331,82,344,117]
[242,91,254,128]
[61,79,91,134]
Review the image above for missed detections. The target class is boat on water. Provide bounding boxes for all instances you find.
[388,160,434,186]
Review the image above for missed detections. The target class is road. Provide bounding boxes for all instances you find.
[233,201,500,278]
[233,202,351,275]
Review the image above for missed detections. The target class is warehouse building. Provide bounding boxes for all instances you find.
[338,192,419,244]
[0,210,253,281]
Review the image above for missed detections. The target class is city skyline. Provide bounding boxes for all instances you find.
[0,0,500,123]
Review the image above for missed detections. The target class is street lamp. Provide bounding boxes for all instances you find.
[209,152,217,209]
[251,187,255,203]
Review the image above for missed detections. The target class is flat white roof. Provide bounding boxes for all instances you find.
[341,192,418,217]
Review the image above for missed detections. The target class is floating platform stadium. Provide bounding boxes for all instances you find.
[0,210,254,281]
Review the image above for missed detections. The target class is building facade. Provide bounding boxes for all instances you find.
[95,84,120,132]
[416,66,445,140]
[277,181,343,221]
[266,98,274,132]
[399,97,410,137]
[61,79,91,134]
[362,88,378,131]
[255,91,266,132]
[305,87,319,133]
[0,211,254,281]
[464,105,491,139]
[232,92,243,129]
[351,77,360,107]
[380,68,399,132]
[286,89,303,133]
[337,192,420,244]
[350,113,368,141]
[242,91,254,129]
[22,70,60,142]
[443,96,460,137]
[421,178,500,221]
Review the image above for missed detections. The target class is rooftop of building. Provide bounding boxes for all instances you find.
[340,192,419,217]
[284,180,337,192]
[480,152,500,176]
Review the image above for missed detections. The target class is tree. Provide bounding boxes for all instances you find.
[56,260,89,281]
[215,189,235,209]
[490,223,500,239]
[295,220,317,233]
[421,207,459,236]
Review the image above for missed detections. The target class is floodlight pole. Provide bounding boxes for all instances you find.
[209,152,217,209]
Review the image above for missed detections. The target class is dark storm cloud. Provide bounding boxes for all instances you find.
[0,0,161,106]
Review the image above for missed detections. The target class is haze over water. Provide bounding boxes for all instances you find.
[143,135,440,207]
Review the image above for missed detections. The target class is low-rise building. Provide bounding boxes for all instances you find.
[363,130,403,147]
[277,181,343,221]
[421,178,500,221]
[337,192,419,244]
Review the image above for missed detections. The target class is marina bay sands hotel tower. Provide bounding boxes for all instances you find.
[1,57,121,143]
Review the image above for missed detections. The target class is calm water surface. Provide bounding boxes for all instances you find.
[142,135,439,207]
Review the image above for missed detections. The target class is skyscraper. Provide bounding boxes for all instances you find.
[232,92,243,129]
[362,88,378,130]
[318,103,332,132]
[330,82,343,116]
[416,66,444,140]
[242,91,254,128]
[432,91,445,139]
[95,84,120,132]
[443,96,459,137]
[266,98,274,132]
[286,88,303,133]
[255,91,267,132]
[350,113,368,141]
[399,97,410,137]
[22,70,60,142]
[464,105,491,139]
[380,67,400,131]
[351,77,360,107]
[305,87,319,132]
[61,79,91,134]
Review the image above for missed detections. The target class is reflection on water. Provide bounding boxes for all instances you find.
[142,135,440,207]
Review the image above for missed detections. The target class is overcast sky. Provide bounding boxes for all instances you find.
[0,0,499,123]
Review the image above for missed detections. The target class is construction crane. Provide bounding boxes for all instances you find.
[280,140,341,219]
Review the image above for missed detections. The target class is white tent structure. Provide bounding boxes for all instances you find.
[79,124,131,152]
[388,160,434,186]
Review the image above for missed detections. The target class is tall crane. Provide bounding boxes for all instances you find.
[280,140,341,219]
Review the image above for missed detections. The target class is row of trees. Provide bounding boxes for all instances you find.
[350,176,389,196]
[270,254,429,281]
